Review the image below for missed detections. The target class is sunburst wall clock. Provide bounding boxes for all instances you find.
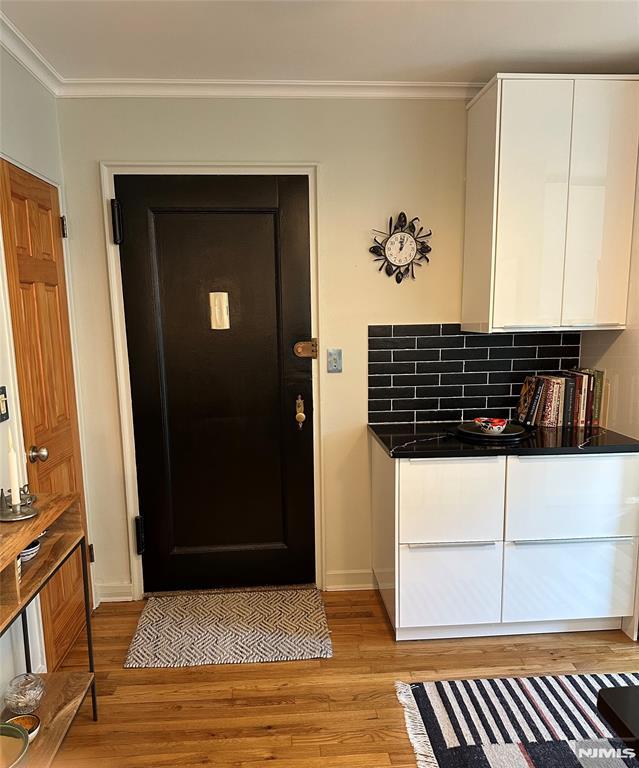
[369,211,432,284]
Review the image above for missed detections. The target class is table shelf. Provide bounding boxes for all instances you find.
[2,671,93,768]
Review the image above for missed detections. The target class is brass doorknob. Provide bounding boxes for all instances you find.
[295,395,306,430]
[28,445,49,463]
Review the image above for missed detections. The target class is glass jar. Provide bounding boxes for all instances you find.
[4,673,45,714]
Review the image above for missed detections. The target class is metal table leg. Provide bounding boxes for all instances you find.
[80,538,98,721]
[21,611,31,673]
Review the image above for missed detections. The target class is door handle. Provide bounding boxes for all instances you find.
[295,395,306,430]
[28,445,49,463]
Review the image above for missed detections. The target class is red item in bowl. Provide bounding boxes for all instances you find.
[473,417,508,433]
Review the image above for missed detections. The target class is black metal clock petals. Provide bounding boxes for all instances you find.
[393,211,407,232]
[370,211,433,285]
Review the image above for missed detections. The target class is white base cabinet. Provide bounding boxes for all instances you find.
[370,436,639,640]
[503,538,638,623]
[399,542,503,628]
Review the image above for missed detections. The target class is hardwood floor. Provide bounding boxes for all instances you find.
[56,589,639,767]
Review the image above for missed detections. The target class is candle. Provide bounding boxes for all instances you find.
[7,430,20,507]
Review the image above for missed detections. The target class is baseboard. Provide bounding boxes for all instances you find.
[97,582,134,602]
[324,569,375,591]
[395,617,622,641]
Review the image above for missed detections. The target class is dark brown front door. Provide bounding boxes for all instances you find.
[115,175,315,591]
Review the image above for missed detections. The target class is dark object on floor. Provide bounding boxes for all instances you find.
[598,685,639,749]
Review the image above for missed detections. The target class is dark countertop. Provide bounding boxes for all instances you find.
[368,422,639,459]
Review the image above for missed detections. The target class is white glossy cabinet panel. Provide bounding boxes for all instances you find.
[399,457,505,544]
[562,80,639,328]
[371,439,398,627]
[503,539,637,622]
[399,542,503,627]
[506,454,639,541]
[492,79,573,329]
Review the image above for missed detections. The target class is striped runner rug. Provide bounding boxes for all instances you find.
[396,672,639,767]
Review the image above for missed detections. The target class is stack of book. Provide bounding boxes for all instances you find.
[516,369,608,428]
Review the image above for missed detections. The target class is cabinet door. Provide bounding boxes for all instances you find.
[503,538,637,622]
[506,454,639,541]
[399,542,503,627]
[399,457,505,544]
[492,79,573,329]
[562,80,639,327]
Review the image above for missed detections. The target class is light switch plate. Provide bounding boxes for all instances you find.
[0,386,8,423]
[327,348,342,373]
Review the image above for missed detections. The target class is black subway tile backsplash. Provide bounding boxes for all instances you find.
[368,350,392,363]
[393,349,440,362]
[368,324,581,424]
[416,361,464,374]
[369,336,416,350]
[369,362,414,375]
[394,323,440,336]
[368,325,392,337]
[418,335,464,349]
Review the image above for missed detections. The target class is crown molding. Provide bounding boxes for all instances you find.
[0,12,482,100]
[54,78,482,99]
[0,12,61,95]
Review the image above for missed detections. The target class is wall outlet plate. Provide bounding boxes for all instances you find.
[327,348,342,373]
[0,386,8,423]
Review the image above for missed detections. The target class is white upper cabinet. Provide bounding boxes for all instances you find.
[561,80,639,327]
[493,80,573,329]
[461,75,639,333]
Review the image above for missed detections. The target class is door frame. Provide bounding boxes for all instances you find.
[100,161,324,599]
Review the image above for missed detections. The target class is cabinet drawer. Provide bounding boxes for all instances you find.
[399,456,505,543]
[503,538,637,623]
[506,454,639,541]
[399,542,503,628]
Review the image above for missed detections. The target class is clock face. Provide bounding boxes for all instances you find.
[385,231,417,267]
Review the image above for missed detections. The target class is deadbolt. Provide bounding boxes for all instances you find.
[293,339,318,359]
[295,395,306,430]
[28,445,49,463]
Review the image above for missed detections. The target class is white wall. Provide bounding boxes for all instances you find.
[581,179,639,439]
[0,47,62,687]
[56,96,467,595]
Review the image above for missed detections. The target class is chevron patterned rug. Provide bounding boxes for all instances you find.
[124,587,333,667]
[397,672,639,767]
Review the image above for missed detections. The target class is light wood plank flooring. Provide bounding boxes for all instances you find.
[55,589,639,767]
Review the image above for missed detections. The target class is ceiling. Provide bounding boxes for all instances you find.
[1,1,637,97]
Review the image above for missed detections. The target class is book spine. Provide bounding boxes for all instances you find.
[556,379,565,428]
[584,372,595,428]
[578,374,586,427]
[534,380,548,426]
[592,370,604,427]
[540,380,558,427]
[563,378,575,428]
[526,378,544,426]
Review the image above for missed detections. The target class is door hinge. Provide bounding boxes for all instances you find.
[110,198,123,245]
[60,215,68,238]
[134,515,145,555]
[293,338,318,359]
[88,543,95,563]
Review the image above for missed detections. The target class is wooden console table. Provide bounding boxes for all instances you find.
[0,493,97,767]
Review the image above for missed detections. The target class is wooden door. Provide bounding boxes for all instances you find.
[115,174,315,591]
[0,160,89,670]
